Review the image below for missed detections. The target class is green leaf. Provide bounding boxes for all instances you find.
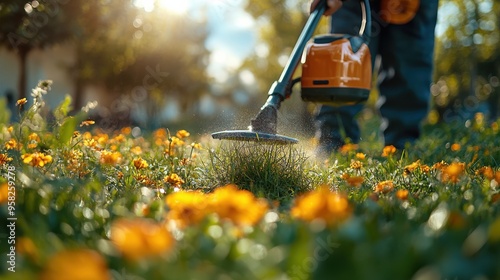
[54,95,73,123]
[59,116,77,144]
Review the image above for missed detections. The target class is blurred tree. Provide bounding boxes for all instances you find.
[433,0,500,121]
[0,0,210,127]
[0,0,80,101]
[71,1,210,127]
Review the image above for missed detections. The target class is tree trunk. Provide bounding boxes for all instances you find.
[18,48,29,101]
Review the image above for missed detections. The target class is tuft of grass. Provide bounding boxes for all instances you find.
[207,141,313,203]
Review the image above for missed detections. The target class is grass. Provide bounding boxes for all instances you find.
[207,141,313,203]
[0,82,500,279]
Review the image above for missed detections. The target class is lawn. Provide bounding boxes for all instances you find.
[1,81,500,280]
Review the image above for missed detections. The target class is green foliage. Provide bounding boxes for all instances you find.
[1,83,500,279]
[207,141,313,203]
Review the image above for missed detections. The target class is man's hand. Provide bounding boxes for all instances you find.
[310,0,343,16]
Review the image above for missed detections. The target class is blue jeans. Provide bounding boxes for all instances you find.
[315,0,439,153]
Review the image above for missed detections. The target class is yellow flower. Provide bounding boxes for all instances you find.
[191,142,202,149]
[350,160,363,170]
[165,190,208,228]
[16,98,27,106]
[441,162,465,183]
[4,139,19,150]
[0,183,9,204]
[111,134,126,143]
[355,153,366,160]
[176,129,190,139]
[28,133,40,142]
[164,173,185,187]
[130,146,143,155]
[169,136,184,147]
[80,120,95,127]
[374,180,394,194]
[22,152,53,167]
[39,249,110,280]
[209,184,268,227]
[0,153,13,166]
[133,158,148,170]
[403,160,421,176]
[395,189,409,200]
[381,145,397,157]
[99,150,122,165]
[291,186,351,226]
[110,218,174,260]
[450,143,461,152]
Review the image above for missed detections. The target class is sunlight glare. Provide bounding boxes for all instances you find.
[158,0,190,15]
[134,0,190,14]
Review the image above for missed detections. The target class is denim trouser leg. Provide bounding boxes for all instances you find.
[315,0,438,152]
[377,0,439,148]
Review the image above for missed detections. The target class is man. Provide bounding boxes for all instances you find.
[310,0,439,156]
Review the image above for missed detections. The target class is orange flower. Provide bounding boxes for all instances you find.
[381,145,397,157]
[339,143,358,154]
[441,162,465,183]
[153,128,168,140]
[110,218,174,260]
[374,180,394,193]
[99,150,122,165]
[209,184,268,227]
[17,237,38,261]
[345,176,364,187]
[21,152,53,167]
[446,211,466,230]
[39,249,110,280]
[80,120,95,127]
[164,173,185,187]
[355,153,366,160]
[450,143,461,152]
[291,186,351,226]
[0,183,9,204]
[121,127,132,135]
[176,129,190,139]
[16,98,27,106]
[165,190,208,228]
[0,153,13,166]
[395,189,409,200]
[132,158,148,170]
[476,166,494,180]
[432,161,448,170]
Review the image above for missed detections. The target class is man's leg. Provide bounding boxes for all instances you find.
[315,0,380,156]
[377,0,439,149]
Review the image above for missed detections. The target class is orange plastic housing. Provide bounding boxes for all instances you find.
[301,37,372,105]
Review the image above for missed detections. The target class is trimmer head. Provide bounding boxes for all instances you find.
[211,130,298,145]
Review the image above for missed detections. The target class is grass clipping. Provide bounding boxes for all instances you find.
[208,141,312,202]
